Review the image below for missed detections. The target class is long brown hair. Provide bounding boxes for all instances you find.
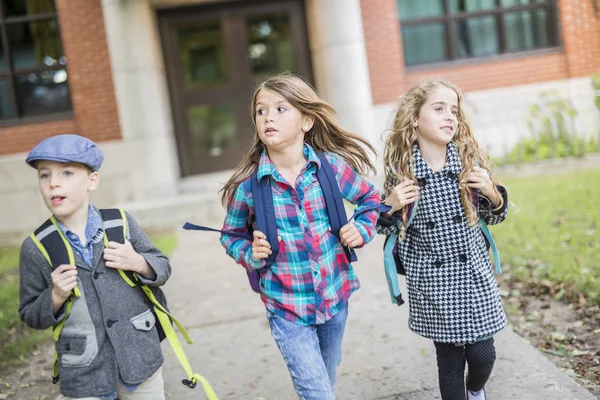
[383,79,502,231]
[220,72,376,204]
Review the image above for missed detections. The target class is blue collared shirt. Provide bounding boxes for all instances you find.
[56,204,104,268]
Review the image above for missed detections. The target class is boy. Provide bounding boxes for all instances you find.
[19,134,169,400]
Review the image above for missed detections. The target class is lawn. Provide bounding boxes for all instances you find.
[493,168,600,304]
[0,231,177,369]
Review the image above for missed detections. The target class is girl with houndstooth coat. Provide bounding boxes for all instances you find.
[377,80,509,400]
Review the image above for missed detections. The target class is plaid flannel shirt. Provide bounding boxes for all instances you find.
[220,144,380,325]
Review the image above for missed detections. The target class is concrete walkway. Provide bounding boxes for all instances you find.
[160,228,598,400]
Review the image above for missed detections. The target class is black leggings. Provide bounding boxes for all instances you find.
[433,338,496,400]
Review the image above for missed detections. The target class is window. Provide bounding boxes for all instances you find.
[398,0,559,66]
[0,0,72,121]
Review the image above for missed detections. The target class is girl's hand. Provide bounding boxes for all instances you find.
[467,166,501,206]
[252,230,272,260]
[385,180,421,213]
[339,222,363,248]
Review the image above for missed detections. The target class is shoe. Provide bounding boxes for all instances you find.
[467,388,486,400]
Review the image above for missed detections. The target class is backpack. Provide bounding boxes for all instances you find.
[30,209,218,398]
[184,152,388,292]
[379,189,501,307]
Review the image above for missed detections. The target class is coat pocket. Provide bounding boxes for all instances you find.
[130,309,156,332]
[57,335,86,356]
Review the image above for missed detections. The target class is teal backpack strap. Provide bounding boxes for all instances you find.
[384,231,404,305]
[478,218,501,274]
[383,198,420,306]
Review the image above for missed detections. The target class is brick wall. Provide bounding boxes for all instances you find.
[0,0,121,155]
[362,0,600,104]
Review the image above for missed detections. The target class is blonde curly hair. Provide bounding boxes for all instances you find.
[383,79,501,233]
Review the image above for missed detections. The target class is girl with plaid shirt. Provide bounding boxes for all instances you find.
[377,80,509,400]
[219,73,380,400]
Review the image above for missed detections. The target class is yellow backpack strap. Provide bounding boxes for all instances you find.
[99,209,218,398]
[31,217,81,384]
[140,286,218,398]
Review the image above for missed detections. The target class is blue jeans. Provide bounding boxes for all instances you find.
[267,304,349,400]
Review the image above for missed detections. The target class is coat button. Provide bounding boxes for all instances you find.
[107,319,117,328]
[433,260,443,267]
[145,320,151,328]
[454,215,463,223]
[93,272,99,279]
[459,254,467,263]
[65,343,71,351]
[427,221,435,229]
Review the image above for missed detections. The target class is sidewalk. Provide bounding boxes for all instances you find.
[161,229,598,400]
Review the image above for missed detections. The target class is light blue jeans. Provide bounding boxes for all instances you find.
[267,304,349,400]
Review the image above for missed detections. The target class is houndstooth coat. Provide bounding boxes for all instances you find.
[377,142,509,344]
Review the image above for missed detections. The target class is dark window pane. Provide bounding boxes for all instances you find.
[247,13,295,79]
[505,9,552,52]
[450,0,496,13]
[402,23,447,65]
[16,69,71,117]
[398,0,444,21]
[7,19,66,69]
[502,0,548,6]
[0,40,6,71]
[455,16,499,58]
[0,78,12,119]
[1,0,56,18]
[178,23,228,90]
[187,104,236,157]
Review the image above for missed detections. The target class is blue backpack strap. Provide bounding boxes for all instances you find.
[315,152,357,262]
[182,223,252,240]
[250,172,279,267]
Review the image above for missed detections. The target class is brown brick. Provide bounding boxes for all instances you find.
[0,0,120,155]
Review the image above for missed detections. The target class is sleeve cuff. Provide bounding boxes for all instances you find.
[479,185,508,215]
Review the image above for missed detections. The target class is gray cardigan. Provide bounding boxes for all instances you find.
[19,210,171,398]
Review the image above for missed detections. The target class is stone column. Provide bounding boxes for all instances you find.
[101,0,179,199]
[304,0,376,147]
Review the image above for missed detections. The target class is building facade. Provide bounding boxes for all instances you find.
[1,0,599,245]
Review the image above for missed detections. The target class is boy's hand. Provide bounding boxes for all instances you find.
[104,240,155,279]
[467,166,501,206]
[51,264,77,313]
[51,264,77,300]
[385,180,420,213]
[340,222,364,248]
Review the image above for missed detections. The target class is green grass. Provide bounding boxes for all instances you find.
[494,168,600,304]
[0,231,178,369]
[0,247,52,369]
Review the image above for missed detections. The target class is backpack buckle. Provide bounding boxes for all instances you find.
[182,378,197,389]
[52,375,60,384]
[395,294,405,306]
